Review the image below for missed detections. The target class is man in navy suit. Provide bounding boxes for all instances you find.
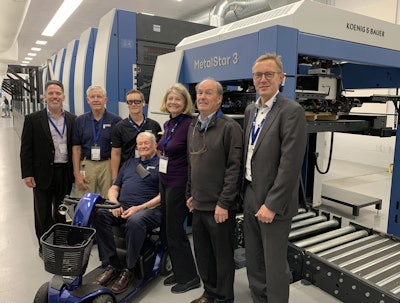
[243,53,307,303]
[20,80,76,257]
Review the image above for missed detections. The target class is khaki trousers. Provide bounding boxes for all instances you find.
[75,159,112,199]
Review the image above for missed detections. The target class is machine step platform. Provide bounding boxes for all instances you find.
[322,185,382,216]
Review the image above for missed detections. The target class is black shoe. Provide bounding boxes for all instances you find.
[171,276,201,293]
[163,275,176,286]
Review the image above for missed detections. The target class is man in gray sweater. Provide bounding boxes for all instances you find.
[186,78,243,303]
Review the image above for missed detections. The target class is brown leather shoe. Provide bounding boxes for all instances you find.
[111,268,133,293]
[190,297,215,303]
[94,265,119,285]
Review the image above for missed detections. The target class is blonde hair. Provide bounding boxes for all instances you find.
[160,83,195,115]
[252,53,283,72]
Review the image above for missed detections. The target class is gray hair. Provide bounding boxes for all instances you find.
[136,131,157,144]
[86,85,107,97]
[195,78,223,96]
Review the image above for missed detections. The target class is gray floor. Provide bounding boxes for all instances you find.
[0,115,393,303]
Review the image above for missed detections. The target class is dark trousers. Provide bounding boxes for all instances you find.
[243,185,292,303]
[160,183,198,283]
[33,164,71,245]
[192,210,236,303]
[92,206,162,270]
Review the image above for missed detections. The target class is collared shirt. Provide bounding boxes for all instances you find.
[47,107,68,163]
[72,109,122,159]
[115,156,159,208]
[197,111,215,131]
[111,116,161,163]
[245,92,279,181]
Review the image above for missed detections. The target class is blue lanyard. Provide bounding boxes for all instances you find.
[250,95,277,145]
[128,115,147,132]
[162,115,184,154]
[47,115,66,138]
[91,116,104,145]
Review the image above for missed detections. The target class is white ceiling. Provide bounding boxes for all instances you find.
[2,0,220,67]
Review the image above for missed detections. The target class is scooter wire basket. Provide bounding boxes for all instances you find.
[40,223,96,276]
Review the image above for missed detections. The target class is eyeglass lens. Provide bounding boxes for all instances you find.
[127,99,142,105]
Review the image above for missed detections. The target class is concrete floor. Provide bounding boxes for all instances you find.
[0,115,394,303]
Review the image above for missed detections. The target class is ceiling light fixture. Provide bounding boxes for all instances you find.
[24,57,33,60]
[35,40,47,45]
[31,47,42,51]
[28,53,37,56]
[42,0,84,37]
[22,61,29,64]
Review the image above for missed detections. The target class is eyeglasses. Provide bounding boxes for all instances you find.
[189,119,209,155]
[252,71,281,80]
[126,99,143,105]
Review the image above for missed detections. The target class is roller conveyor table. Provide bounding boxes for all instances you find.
[288,209,400,303]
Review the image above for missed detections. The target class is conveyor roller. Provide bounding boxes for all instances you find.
[289,219,340,241]
[293,225,355,248]
[287,210,400,303]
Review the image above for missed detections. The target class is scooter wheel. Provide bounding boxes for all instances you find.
[33,282,49,303]
[92,294,114,303]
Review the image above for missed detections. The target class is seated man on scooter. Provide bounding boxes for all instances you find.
[92,131,162,293]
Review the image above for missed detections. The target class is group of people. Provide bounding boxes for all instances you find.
[20,53,307,303]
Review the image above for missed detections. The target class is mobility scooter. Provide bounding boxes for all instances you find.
[34,192,171,303]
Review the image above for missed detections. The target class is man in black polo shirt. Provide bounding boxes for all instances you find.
[110,89,161,182]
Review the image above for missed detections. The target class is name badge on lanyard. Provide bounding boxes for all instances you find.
[159,156,168,174]
[91,115,103,161]
[91,145,101,161]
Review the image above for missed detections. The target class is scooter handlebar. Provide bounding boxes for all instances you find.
[62,195,122,209]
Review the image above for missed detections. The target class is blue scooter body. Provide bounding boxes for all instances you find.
[43,192,168,303]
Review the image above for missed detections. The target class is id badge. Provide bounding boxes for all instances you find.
[59,143,67,154]
[91,145,101,161]
[159,156,168,174]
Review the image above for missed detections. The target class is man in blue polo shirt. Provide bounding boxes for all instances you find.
[92,132,161,294]
[72,85,122,198]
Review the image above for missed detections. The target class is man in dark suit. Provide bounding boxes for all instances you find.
[20,80,76,257]
[243,53,307,303]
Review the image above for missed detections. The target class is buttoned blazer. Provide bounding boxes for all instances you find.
[243,94,307,219]
[20,108,76,189]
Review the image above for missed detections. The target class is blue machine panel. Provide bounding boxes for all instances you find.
[258,26,299,99]
[181,33,258,84]
[92,9,137,115]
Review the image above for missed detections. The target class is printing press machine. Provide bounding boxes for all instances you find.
[147,1,400,301]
